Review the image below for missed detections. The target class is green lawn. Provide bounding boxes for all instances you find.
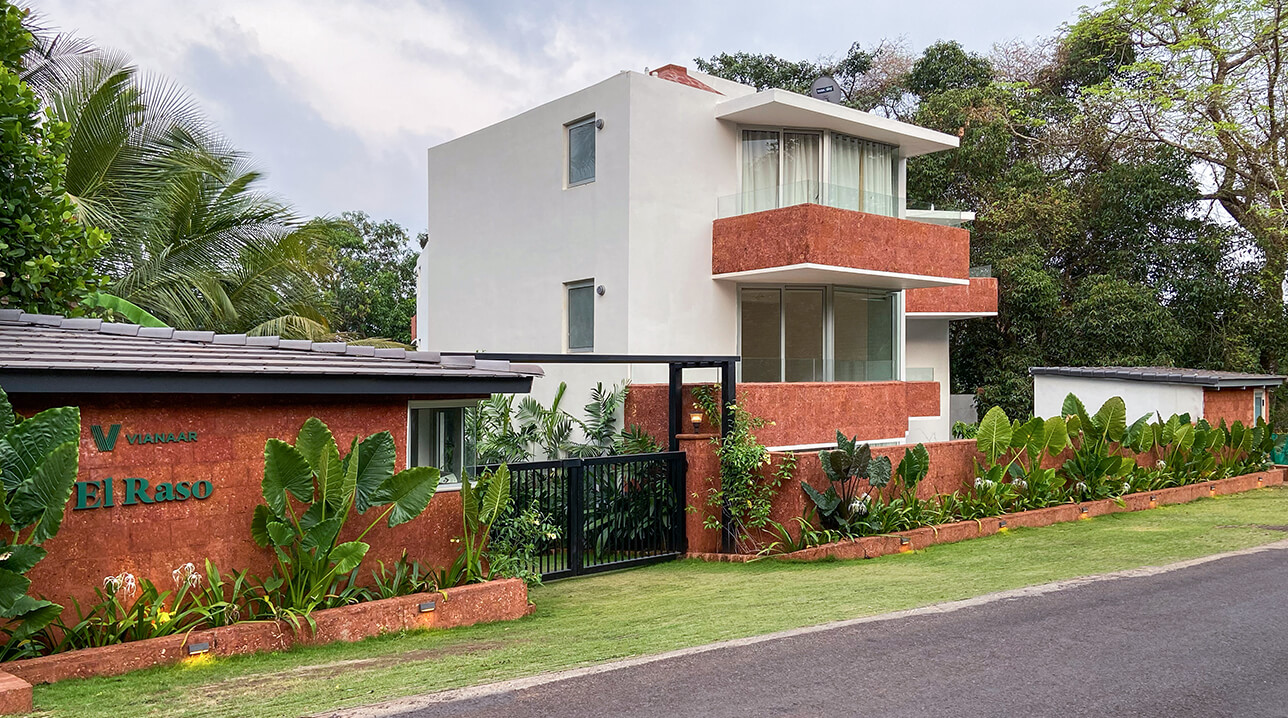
[29,488,1288,718]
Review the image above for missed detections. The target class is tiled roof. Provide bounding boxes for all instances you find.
[0,311,541,395]
[1030,366,1285,389]
[648,64,722,95]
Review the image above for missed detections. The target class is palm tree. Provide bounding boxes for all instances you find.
[19,10,337,338]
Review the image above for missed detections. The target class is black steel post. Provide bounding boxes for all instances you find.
[565,458,585,575]
[667,363,683,452]
[719,360,737,553]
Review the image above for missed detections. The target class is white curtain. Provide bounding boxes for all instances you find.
[782,132,820,206]
[741,130,779,213]
[862,141,895,216]
[829,133,864,212]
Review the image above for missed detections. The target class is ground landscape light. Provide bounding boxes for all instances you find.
[418,600,437,613]
[186,641,211,656]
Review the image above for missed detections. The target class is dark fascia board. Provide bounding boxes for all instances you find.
[444,352,740,368]
[1029,366,1286,389]
[0,370,534,396]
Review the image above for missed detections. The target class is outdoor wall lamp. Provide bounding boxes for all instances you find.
[689,412,703,432]
[418,600,437,613]
[186,641,212,656]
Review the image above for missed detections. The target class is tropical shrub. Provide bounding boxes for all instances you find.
[690,385,795,553]
[437,465,511,588]
[802,432,893,535]
[487,499,562,586]
[1060,395,1144,501]
[974,405,1071,510]
[0,387,82,659]
[251,418,439,615]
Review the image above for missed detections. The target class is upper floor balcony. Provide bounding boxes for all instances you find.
[711,202,970,290]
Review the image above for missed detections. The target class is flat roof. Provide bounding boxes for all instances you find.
[715,89,960,157]
[1030,366,1286,389]
[0,311,540,395]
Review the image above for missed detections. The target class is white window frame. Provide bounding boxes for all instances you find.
[565,278,595,353]
[566,115,597,188]
[407,400,478,491]
[1254,389,1266,422]
[735,283,901,383]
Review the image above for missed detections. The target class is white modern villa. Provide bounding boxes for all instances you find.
[417,65,997,448]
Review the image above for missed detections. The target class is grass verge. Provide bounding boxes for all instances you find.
[27,487,1288,717]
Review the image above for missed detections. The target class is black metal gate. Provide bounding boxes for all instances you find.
[494,451,687,580]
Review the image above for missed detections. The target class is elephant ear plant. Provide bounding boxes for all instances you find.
[0,386,81,657]
[252,418,439,618]
[802,431,892,535]
[974,406,1071,511]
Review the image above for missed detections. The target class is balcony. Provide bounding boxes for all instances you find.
[905,276,999,318]
[711,202,970,290]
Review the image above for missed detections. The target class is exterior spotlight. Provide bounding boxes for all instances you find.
[998,520,1007,528]
[689,412,703,432]
[418,600,437,613]
[186,641,212,656]
[899,536,911,552]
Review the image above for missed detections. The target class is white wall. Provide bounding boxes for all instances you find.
[1033,376,1205,422]
[905,317,950,442]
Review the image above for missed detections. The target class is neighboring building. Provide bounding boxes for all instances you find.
[418,64,997,448]
[0,310,540,610]
[1031,366,1285,426]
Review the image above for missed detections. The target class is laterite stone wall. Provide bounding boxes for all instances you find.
[1203,388,1259,425]
[11,393,473,613]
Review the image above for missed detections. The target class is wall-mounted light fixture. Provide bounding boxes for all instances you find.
[596,285,606,296]
[186,641,212,656]
[689,412,703,432]
[595,118,605,130]
[418,600,437,613]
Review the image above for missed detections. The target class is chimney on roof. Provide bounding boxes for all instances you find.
[648,64,722,95]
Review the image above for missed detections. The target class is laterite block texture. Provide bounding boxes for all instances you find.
[9,393,475,616]
[0,579,529,687]
[0,673,30,715]
[711,203,970,281]
[906,277,999,315]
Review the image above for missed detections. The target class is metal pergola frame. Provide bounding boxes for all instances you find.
[447,352,742,552]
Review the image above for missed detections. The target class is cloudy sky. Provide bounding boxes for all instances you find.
[41,0,1089,234]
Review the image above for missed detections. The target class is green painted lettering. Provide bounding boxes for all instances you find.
[123,478,153,505]
[189,432,197,442]
[127,434,138,445]
[166,433,176,443]
[104,476,114,507]
[175,481,191,500]
[177,433,188,443]
[74,481,100,510]
[193,480,213,499]
[153,482,175,502]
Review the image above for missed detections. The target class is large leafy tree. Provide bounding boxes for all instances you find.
[0,1,107,314]
[320,211,419,344]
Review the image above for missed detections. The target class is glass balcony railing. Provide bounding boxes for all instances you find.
[717,181,899,220]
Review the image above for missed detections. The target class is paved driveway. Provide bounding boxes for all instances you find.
[340,543,1288,718]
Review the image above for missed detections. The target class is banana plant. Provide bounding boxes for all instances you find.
[802,431,892,535]
[251,418,439,615]
[0,386,81,655]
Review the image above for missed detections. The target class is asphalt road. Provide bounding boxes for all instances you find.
[365,545,1288,718]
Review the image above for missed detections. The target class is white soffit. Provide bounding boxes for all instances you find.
[712,263,969,290]
[715,90,960,157]
[906,311,998,319]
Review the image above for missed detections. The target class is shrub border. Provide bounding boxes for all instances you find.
[686,468,1287,563]
[0,578,532,712]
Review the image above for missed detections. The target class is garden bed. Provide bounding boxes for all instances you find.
[0,577,530,708]
[688,468,1286,563]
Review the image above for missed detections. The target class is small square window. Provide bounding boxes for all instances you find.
[409,405,472,487]
[567,280,594,352]
[567,116,596,186]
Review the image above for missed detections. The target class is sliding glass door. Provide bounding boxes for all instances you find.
[739,129,822,214]
[828,133,896,216]
[738,285,897,383]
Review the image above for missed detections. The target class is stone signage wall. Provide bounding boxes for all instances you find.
[11,393,469,613]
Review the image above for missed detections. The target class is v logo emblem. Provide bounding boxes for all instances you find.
[90,424,121,452]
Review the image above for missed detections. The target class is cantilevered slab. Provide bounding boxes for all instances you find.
[715,89,959,157]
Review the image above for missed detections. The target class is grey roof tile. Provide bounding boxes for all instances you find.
[137,326,173,339]
[1030,366,1285,389]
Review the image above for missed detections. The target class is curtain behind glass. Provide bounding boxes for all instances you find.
[741,130,779,213]
[740,288,782,381]
[782,132,821,207]
[834,289,894,381]
[784,288,824,381]
[862,141,895,216]
[829,133,863,212]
